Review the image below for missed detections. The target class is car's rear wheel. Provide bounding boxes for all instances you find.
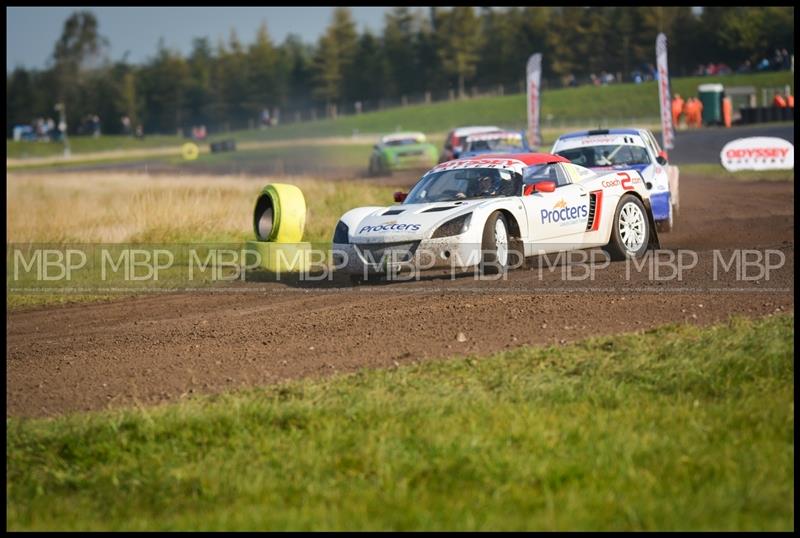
[480,211,511,275]
[606,195,650,260]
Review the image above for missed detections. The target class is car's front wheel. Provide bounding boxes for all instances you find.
[368,155,380,177]
[606,195,651,260]
[480,211,511,275]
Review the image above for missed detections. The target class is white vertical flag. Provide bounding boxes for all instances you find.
[656,33,674,150]
[526,53,542,148]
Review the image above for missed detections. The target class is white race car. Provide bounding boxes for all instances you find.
[331,153,660,281]
[551,128,680,232]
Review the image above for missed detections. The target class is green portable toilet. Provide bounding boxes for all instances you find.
[698,83,724,126]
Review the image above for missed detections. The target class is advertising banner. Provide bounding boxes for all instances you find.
[720,137,794,171]
[656,33,674,150]
[526,53,542,148]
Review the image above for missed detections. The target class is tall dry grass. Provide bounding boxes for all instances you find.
[7,172,397,244]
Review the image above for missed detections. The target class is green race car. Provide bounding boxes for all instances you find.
[368,131,439,176]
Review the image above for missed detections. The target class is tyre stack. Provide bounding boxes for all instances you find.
[210,139,237,153]
[246,184,312,273]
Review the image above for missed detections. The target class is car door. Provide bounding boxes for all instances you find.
[521,163,590,246]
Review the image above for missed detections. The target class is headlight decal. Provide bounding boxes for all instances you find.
[333,221,350,243]
[431,213,472,239]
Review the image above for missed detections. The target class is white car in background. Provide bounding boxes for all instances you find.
[551,128,680,232]
[332,153,661,282]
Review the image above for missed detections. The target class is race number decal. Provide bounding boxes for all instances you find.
[618,172,634,191]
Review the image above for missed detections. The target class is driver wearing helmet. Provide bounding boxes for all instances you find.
[474,173,497,196]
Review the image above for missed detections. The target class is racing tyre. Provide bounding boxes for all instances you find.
[605,195,650,261]
[368,155,380,177]
[480,211,511,275]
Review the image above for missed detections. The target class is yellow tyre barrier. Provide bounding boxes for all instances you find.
[245,240,311,273]
[252,183,306,243]
[181,142,200,160]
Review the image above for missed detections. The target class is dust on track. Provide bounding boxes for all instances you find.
[6,174,795,417]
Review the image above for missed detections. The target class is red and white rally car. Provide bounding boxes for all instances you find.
[332,153,660,279]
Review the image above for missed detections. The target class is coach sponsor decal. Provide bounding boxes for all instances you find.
[720,137,794,172]
[358,222,422,234]
[601,172,639,190]
[540,198,589,225]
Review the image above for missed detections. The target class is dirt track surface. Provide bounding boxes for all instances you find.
[7,175,795,417]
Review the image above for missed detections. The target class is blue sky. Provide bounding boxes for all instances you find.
[6,7,393,71]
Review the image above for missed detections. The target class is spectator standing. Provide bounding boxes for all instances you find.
[672,94,685,129]
[694,98,704,127]
[773,92,787,108]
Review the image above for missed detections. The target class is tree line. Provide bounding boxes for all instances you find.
[6,6,794,136]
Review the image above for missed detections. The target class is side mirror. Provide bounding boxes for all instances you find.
[656,151,668,165]
[394,191,407,203]
[534,181,556,193]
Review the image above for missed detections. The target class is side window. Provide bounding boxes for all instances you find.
[641,132,659,161]
[562,163,592,184]
[524,164,570,187]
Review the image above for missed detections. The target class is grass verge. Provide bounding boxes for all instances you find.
[6,171,398,309]
[6,313,794,531]
[679,163,795,182]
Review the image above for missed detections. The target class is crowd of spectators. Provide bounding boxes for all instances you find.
[695,48,792,76]
[12,117,62,142]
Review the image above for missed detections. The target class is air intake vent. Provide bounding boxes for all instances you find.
[586,190,603,231]
[383,209,405,215]
[422,206,456,213]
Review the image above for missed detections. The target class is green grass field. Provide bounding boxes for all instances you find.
[7,71,793,160]
[7,134,183,160]
[6,313,794,531]
[679,163,795,181]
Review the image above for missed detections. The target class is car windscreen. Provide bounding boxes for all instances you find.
[385,138,421,146]
[404,168,522,204]
[556,144,650,167]
[465,137,524,153]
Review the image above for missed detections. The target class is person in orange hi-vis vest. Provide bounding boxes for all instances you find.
[672,94,685,128]
[773,92,787,108]
[694,97,704,127]
[722,97,732,128]
[682,98,693,128]
[685,98,698,128]
[788,94,794,108]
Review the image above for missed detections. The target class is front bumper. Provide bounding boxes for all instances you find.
[332,238,481,275]
[386,154,437,170]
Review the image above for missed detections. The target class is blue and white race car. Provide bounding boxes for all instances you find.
[551,129,680,232]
